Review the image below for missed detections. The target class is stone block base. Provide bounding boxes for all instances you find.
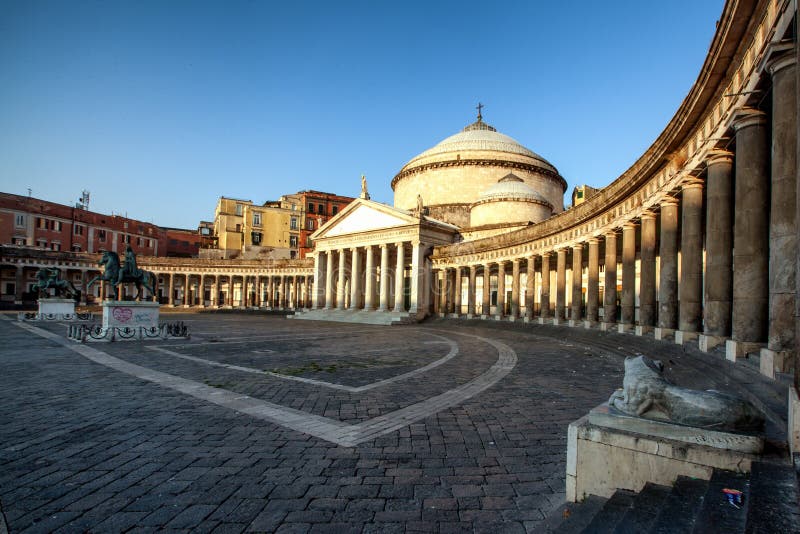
[674,330,698,345]
[725,340,764,362]
[102,301,160,329]
[634,325,653,336]
[552,318,565,326]
[584,320,598,329]
[600,322,615,332]
[760,348,792,379]
[567,404,762,503]
[38,298,76,317]
[790,387,800,456]
[617,323,634,334]
[698,334,726,353]
[653,327,675,341]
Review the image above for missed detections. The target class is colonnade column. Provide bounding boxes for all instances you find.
[496,262,506,318]
[731,109,769,342]
[184,274,191,306]
[14,266,23,304]
[409,241,425,315]
[267,276,274,308]
[511,259,520,319]
[378,245,389,311]
[679,179,704,332]
[586,239,599,323]
[482,264,491,316]
[393,242,405,313]
[168,273,175,306]
[79,270,87,305]
[325,251,335,309]
[603,232,617,324]
[571,244,583,322]
[364,246,376,310]
[639,212,657,328]
[437,269,447,315]
[454,267,463,316]
[337,249,347,310]
[766,54,797,358]
[468,265,477,316]
[704,153,734,336]
[349,247,361,310]
[555,249,566,320]
[621,223,636,326]
[525,257,535,320]
[658,198,679,330]
[313,252,323,309]
[540,253,551,318]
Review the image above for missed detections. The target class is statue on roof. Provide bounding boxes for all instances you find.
[360,174,370,200]
[417,194,424,218]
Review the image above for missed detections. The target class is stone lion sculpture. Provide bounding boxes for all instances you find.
[608,355,764,432]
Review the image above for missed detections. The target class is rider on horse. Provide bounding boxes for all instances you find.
[118,245,143,286]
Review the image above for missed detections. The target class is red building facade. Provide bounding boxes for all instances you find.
[297,190,356,258]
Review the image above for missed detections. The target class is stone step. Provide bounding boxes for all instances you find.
[691,469,749,534]
[744,461,800,533]
[546,495,607,533]
[650,476,709,534]
[580,489,636,534]
[612,483,672,534]
[290,309,415,325]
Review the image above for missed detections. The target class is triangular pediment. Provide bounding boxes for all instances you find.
[315,200,419,239]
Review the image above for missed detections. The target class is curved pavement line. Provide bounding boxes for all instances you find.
[13,321,517,447]
[146,334,458,392]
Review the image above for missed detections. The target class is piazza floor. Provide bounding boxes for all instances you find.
[0,312,783,533]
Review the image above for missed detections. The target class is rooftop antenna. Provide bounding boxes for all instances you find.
[27,188,32,197]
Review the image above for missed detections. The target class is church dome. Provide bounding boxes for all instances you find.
[392,112,566,229]
[470,173,554,227]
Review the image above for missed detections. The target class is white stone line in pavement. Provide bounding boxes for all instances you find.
[147,336,457,393]
[13,322,517,447]
[159,328,381,347]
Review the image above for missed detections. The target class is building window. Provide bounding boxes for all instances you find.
[253,212,262,226]
[12,237,26,245]
[235,223,241,232]
[4,282,15,295]
[148,239,154,248]
[124,234,131,244]
[235,204,243,216]
[290,217,298,230]
[306,219,315,230]
[137,237,144,246]
[308,203,314,213]
[97,229,106,242]
[289,235,298,248]
[53,221,62,231]
[332,206,338,216]
[291,203,296,211]
[51,242,61,251]
[72,244,81,252]
[14,214,25,227]
[306,237,313,247]
[74,224,84,236]
[37,217,47,229]
[252,232,262,245]
[36,239,47,248]
[290,251,297,259]
[318,204,324,215]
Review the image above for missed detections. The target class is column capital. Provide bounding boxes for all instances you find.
[587,236,600,245]
[572,243,583,251]
[729,107,766,131]
[512,258,521,265]
[603,229,619,239]
[640,210,657,221]
[767,52,796,76]
[706,149,734,167]
[660,196,680,208]
[681,177,704,191]
[622,221,638,231]
[759,41,795,74]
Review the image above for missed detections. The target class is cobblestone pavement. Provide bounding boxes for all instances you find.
[0,312,764,533]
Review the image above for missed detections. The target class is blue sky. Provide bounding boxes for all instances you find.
[1,0,725,229]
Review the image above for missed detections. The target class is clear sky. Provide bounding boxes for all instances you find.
[1,0,725,229]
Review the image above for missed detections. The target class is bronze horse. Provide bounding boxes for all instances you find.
[32,267,79,299]
[86,251,157,301]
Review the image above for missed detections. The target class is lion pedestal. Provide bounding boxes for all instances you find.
[102,301,160,329]
[38,298,76,319]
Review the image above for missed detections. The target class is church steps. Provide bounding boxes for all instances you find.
[289,309,416,325]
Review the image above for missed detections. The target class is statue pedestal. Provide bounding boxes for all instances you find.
[38,298,76,319]
[102,301,160,329]
[566,403,763,502]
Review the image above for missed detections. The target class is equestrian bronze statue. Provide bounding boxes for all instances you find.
[86,247,157,301]
[32,267,80,300]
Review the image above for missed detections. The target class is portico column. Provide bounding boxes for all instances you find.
[313,253,323,309]
[325,251,335,309]
[556,248,566,320]
[511,259,520,319]
[184,274,191,306]
[378,245,389,311]
[393,242,405,312]
[679,179,704,332]
[349,247,361,310]
[212,275,219,307]
[571,244,583,322]
[14,266,23,305]
[435,269,445,314]
[267,276,274,307]
[454,267,463,316]
[364,246,376,310]
[621,223,636,326]
[766,54,797,354]
[482,263,491,315]
[468,265,477,316]
[658,199,679,329]
[279,275,287,308]
[603,232,618,324]
[337,249,347,310]
[540,253,551,318]
[228,276,235,306]
[293,275,300,308]
[731,109,769,342]
[168,273,175,306]
[496,262,506,318]
[409,241,425,315]
[587,239,599,323]
[525,257,535,320]
[639,212,657,327]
